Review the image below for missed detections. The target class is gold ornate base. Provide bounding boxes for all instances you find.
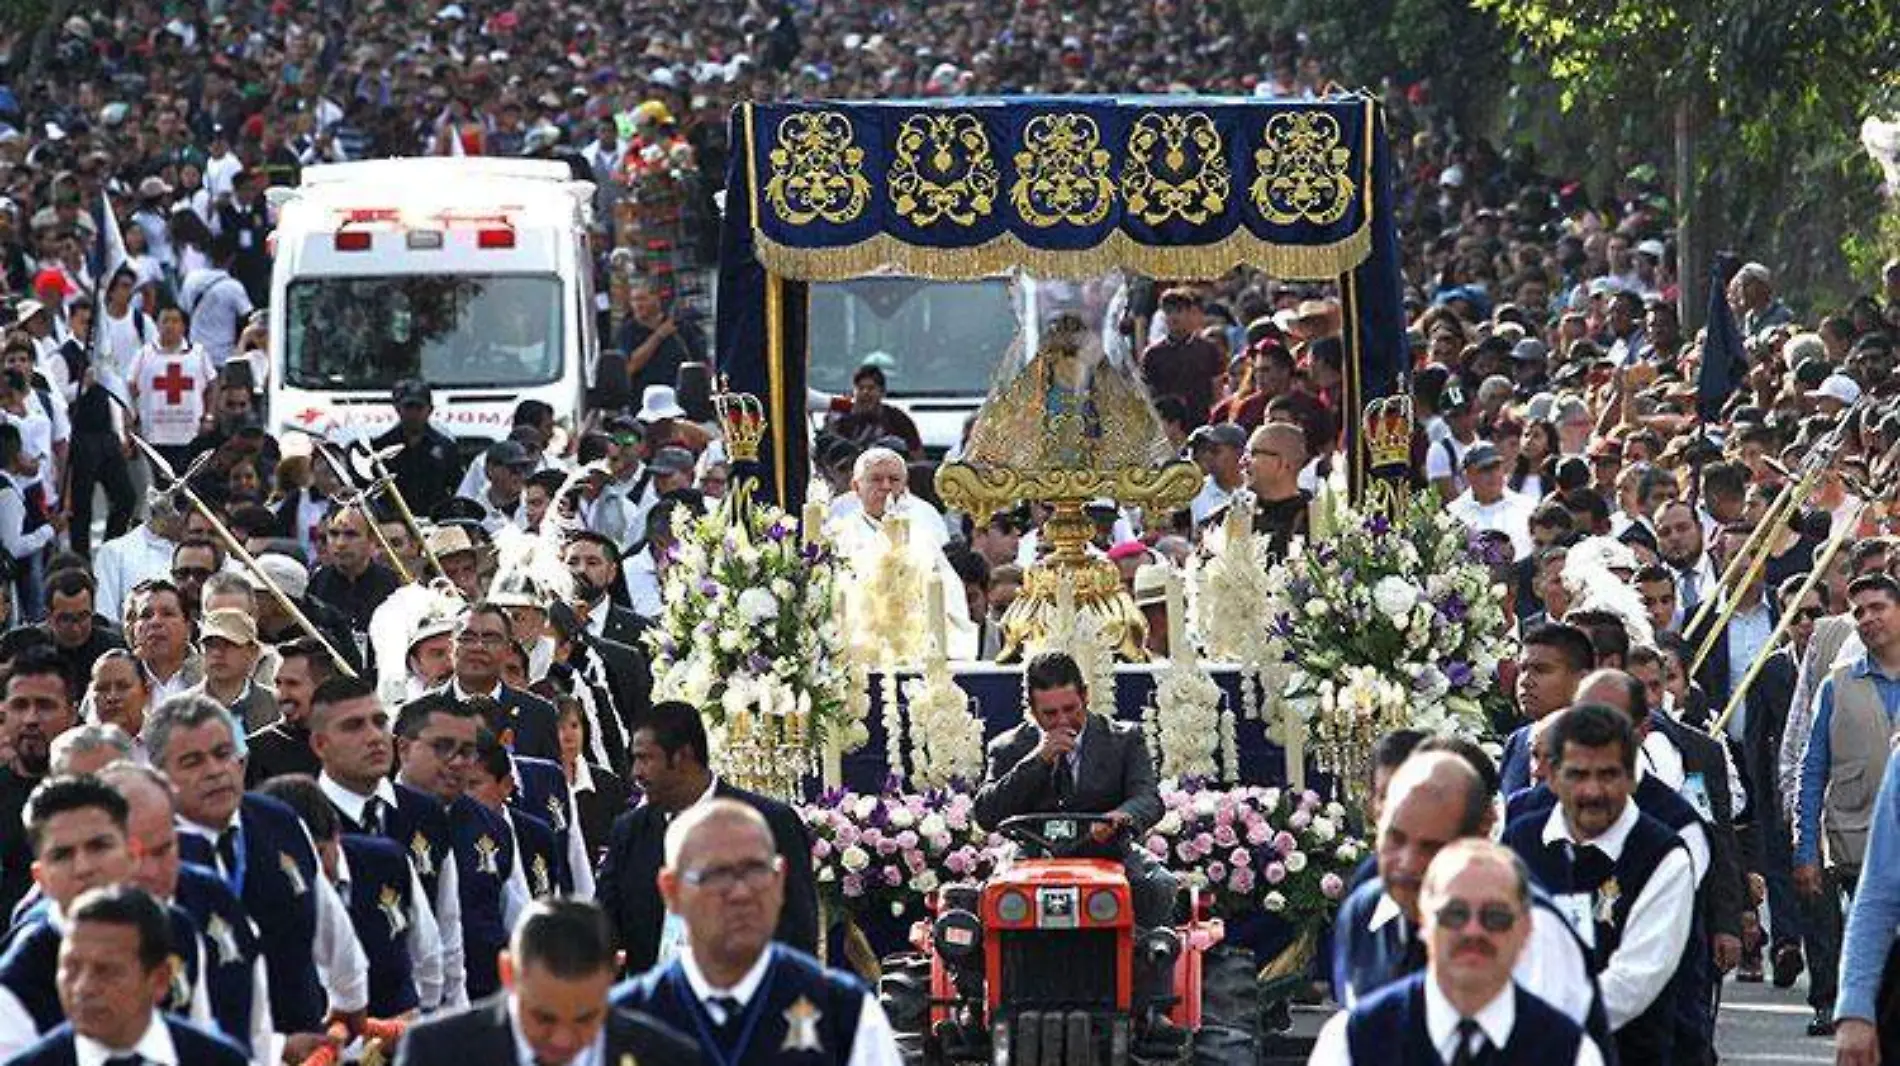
[997,553,1150,663]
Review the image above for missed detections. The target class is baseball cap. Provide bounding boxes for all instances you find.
[650,446,695,474]
[1462,442,1505,470]
[245,553,310,601]
[201,608,258,647]
[1511,338,1550,364]
[392,379,431,407]
[1634,239,1666,261]
[425,524,478,559]
[1808,373,1862,407]
[483,440,535,469]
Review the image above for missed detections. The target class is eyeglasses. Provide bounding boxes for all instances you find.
[423,737,479,762]
[171,567,213,581]
[454,631,509,648]
[680,857,782,893]
[1434,899,1520,934]
[1796,607,1825,622]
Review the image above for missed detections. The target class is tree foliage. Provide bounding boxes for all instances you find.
[1476,0,1900,304]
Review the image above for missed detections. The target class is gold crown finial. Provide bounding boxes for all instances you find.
[713,377,767,463]
[1362,394,1414,473]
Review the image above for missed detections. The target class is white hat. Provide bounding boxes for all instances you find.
[1737,262,1773,286]
[1438,165,1466,188]
[246,553,310,601]
[636,384,687,424]
[1808,373,1862,407]
[1635,239,1666,260]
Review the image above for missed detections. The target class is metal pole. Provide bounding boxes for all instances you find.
[1707,503,1864,738]
[131,435,359,679]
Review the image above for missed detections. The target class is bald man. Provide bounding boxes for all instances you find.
[1312,839,1602,1065]
[1331,751,1609,1057]
[1202,423,1310,559]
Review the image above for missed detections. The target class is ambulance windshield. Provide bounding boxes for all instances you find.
[283,274,563,390]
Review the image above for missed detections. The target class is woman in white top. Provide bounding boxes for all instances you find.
[126,304,217,474]
[0,421,60,621]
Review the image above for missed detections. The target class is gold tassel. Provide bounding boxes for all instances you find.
[752,223,1371,283]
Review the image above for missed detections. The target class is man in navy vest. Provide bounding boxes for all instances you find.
[98,761,271,1058]
[1329,751,1609,1059]
[1503,703,1695,1064]
[2,884,248,1066]
[394,899,699,1066]
[145,693,370,1063]
[466,736,565,900]
[0,776,214,1060]
[394,693,530,1002]
[311,675,470,1008]
[612,799,903,1065]
[1310,838,1603,1065]
[259,774,444,1021]
[460,698,588,898]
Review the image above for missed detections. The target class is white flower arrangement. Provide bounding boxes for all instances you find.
[1259,492,1514,761]
[646,501,864,769]
[900,654,988,790]
[1142,568,1237,782]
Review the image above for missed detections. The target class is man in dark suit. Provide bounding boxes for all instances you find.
[972,650,1179,1028]
[243,636,333,787]
[597,701,817,976]
[394,899,698,1066]
[419,603,560,760]
[5,884,249,1066]
[562,531,650,650]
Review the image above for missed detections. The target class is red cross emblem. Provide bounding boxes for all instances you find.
[152,363,195,405]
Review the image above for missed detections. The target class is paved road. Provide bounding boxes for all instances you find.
[1717,971,1835,1066]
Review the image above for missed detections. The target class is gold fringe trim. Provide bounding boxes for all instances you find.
[751,220,1372,283]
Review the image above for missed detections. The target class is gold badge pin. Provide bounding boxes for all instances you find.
[781,995,824,1053]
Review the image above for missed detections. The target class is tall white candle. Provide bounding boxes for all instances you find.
[802,499,826,547]
[1164,567,1188,660]
[925,571,947,663]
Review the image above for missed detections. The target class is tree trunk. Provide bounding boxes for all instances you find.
[1676,97,1699,332]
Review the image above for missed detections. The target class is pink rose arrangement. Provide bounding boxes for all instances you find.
[801,786,1003,920]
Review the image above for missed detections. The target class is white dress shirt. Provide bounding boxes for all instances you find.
[330,834,447,1012]
[1188,476,1238,527]
[1539,801,1695,1028]
[679,945,904,1066]
[1351,891,1599,1030]
[624,549,664,620]
[1723,598,1775,740]
[177,809,371,1015]
[74,1009,181,1066]
[92,524,176,626]
[1310,976,1604,1065]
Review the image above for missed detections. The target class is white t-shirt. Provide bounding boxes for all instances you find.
[128,342,216,446]
[1425,435,1472,491]
[1449,489,1536,559]
[94,306,153,403]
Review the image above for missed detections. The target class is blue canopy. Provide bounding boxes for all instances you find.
[714,93,1407,505]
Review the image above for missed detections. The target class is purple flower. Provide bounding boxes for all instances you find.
[766,520,791,542]
[698,578,720,598]
[1438,592,1468,623]
[1444,660,1475,688]
[1364,514,1390,536]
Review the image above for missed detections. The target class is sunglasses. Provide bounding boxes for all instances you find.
[1434,899,1519,934]
[1796,607,1825,622]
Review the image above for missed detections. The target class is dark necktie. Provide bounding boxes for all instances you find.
[1400,929,1429,974]
[362,797,385,836]
[1448,1017,1488,1066]
[1569,841,1614,893]
[216,825,242,882]
[707,994,743,1032]
[104,1055,143,1066]
[1052,757,1075,806]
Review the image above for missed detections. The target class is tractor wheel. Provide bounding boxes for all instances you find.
[1194,946,1261,1066]
[879,952,935,1037]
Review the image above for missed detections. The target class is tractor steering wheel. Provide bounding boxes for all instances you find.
[997,813,1122,859]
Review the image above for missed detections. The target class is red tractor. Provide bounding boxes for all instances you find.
[882,813,1261,1066]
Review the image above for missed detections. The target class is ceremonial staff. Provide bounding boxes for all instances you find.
[355,441,455,590]
[1706,500,1866,739]
[1682,399,1862,660]
[310,442,415,585]
[130,434,359,679]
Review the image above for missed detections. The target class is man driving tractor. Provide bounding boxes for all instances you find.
[973,650,1181,1037]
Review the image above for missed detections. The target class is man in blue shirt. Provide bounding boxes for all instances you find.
[1834,750,1900,1064]
[1795,574,1900,1040]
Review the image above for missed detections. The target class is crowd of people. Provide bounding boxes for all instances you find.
[0,1,1894,1065]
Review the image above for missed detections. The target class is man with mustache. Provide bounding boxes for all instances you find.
[1310,839,1603,1065]
[148,692,370,1060]
[1330,750,1609,1060]
[1504,703,1696,1064]
[0,647,78,920]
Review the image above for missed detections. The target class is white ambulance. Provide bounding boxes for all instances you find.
[265,157,599,448]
